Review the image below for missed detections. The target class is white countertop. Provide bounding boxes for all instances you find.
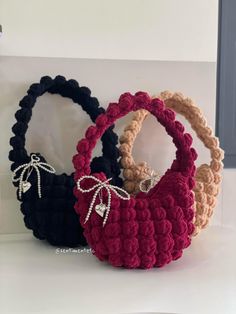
[0,226,236,314]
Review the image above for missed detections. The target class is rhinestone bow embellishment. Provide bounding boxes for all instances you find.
[77,175,130,226]
[139,170,161,193]
[12,154,56,199]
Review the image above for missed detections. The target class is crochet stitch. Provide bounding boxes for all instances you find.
[73,92,197,269]
[9,75,122,247]
[119,91,224,236]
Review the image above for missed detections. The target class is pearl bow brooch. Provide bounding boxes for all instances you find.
[77,175,130,226]
[12,154,56,199]
[139,170,161,193]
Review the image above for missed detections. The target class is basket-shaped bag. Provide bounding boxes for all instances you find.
[119,91,224,236]
[9,75,122,247]
[73,92,197,269]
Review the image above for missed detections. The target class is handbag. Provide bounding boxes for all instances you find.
[73,92,197,268]
[119,91,224,235]
[9,75,122,246]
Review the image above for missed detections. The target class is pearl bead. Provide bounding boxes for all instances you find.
[77,175,130,226]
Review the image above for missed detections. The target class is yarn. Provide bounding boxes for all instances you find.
[119,91,224,236]
[9,75,122,247]
[73,92,197,269]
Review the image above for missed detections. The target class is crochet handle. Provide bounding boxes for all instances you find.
[120,91,223,176]
[159,91,224,173]
[9,75,120,182]
[74,92,196,180]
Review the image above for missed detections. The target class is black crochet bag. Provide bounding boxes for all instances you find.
[9,75,122,247]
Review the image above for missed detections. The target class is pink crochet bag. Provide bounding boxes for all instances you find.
[73,92,197,269]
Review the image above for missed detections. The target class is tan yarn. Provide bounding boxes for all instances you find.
[119,91,224,236]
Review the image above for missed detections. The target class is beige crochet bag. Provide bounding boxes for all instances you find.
[119,91,224,236]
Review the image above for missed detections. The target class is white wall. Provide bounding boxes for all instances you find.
[0,0,218,61]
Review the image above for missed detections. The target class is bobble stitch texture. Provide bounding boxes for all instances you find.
[73,92,197,269]
[9,75,122,247]
[119,91,224,236]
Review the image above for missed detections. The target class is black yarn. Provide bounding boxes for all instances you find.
[9,75,122,247]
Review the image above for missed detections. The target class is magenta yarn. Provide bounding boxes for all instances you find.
[73,92,197,269]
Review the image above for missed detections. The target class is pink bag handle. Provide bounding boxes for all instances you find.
[73,92,196,180]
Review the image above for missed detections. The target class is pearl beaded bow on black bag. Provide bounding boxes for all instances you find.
[9,75,122,247]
